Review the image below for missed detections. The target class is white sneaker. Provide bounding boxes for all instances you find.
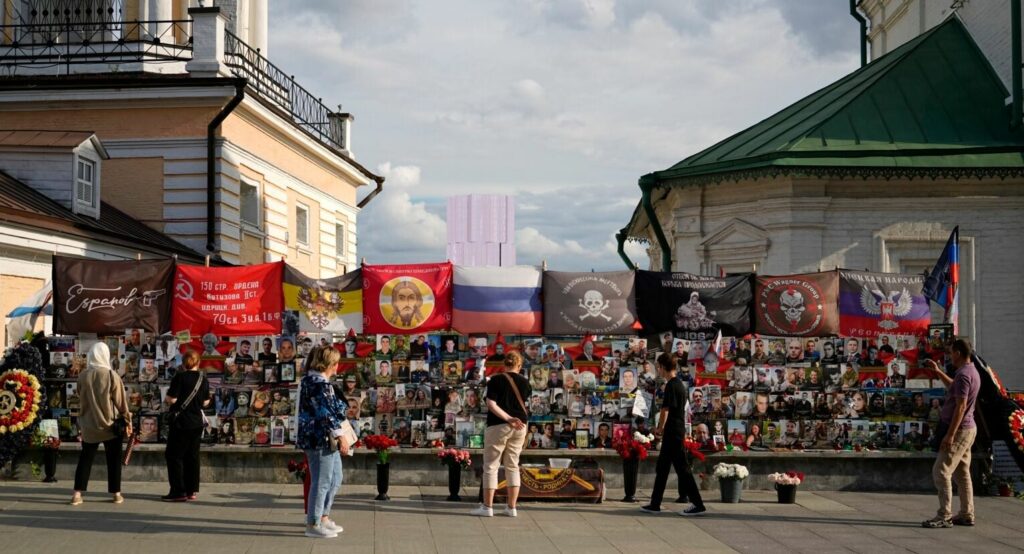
[503,506,518,518]
[470,504,494,517]
[322,519,343,533]
[305,525,338,538]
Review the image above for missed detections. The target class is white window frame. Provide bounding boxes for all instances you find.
[240,180,262,230]
[295,202,310,246]
[335,222,345,258]
[74,156,98,210]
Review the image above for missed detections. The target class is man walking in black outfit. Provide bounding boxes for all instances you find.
[642,353,706,516]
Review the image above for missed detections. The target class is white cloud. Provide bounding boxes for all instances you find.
[357,163,446,262]
[271,1,859,270]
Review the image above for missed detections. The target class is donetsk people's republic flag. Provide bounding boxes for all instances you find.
[283,265,362,333]
[635,271,752,338]
[171,261,284,336]
[838,270,931,338]
[543,271,637,335]
[452,265,542,334]
[362,263,453,334]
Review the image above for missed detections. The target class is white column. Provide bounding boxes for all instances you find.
[236,0,249,42]
[148,0,172,38]
[250,0,268,54]
[185,6,229,77]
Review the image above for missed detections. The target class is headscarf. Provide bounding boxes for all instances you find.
[87,342,112,372]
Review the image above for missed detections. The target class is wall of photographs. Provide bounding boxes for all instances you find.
[41,324,955,453]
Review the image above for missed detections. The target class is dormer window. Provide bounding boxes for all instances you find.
[76,157,97,208]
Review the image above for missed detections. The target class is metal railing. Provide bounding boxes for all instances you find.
[0,19,192,74]
[224,30,345,152]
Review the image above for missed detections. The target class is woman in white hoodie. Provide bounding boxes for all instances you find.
[70,342,132,505]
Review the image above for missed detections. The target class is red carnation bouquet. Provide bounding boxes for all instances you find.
[287,458,309,481]
[437,447,472,469]
[614,431,653,461]
[363,434,399,464]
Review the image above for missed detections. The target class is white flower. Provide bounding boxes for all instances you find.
[633,431,653,444]
[712,463,749,480]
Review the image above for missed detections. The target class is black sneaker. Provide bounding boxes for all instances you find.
[640,505,661,513]
[678,504,707,516]
[161,494,188,502]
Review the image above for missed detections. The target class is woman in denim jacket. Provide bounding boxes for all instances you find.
[297,346,348,538]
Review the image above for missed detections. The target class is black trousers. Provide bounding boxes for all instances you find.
[649,437,703,509]
[165,426,203,495]
[73,436,123,493]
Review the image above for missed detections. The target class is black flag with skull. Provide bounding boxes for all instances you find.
[542,271,637,335]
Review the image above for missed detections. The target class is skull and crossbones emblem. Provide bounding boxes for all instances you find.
[779,288,806,325]
[578,290,611,321]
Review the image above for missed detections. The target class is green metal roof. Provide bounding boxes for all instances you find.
[645,16,1024,184]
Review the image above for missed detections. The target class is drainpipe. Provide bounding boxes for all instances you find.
[206,80,246,255]
[357,178,384,209]
[1012,0,1022,129]
[850,0,868,67]
[615,228,637,270]
[639,175,672,272]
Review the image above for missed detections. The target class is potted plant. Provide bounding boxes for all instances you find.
[437,447,472,501]
[364,434,399,501]
[712,463,748,503]
[768,471,805,504]
[287,457,310,513]
[613,431,653,502]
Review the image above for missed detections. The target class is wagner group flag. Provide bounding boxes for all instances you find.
[283,265,362,334]
[452,266,542,334]
[362,263,453,334]
[543,270,637,335]
[838,270,931,338]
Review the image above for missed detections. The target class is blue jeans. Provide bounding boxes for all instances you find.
[304,447,343,526]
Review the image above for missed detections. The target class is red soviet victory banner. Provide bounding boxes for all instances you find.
[362,262,453,334]
[754,272,840,337]
[172,261,284,336]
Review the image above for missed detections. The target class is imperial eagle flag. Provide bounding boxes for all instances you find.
[283,266,362,334]
[838,270,931,338]
[635,271,752,339]
[754,272,839,337]
[543,271,637,335]
[362,263,453,334]
[52,256,174,334]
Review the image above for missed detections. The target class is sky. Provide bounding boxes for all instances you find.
[268,0,861,271]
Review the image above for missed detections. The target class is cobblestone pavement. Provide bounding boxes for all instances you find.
[1,480,1022,553]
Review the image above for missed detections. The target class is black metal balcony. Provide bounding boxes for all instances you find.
[223,30,345,152]
[0,19,192,73]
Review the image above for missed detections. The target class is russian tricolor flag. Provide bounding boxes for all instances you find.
[452,266,543,334]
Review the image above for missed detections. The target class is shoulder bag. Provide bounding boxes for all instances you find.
[167,373,205,431]
[501,372,531,450]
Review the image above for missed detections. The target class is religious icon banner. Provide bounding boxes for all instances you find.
[542,271,637,335]
[283,265,363,334]
[838,270,931,338]
[52,256,175,335]
[362,263,453,334]
[754,272,839,337]
[171,261,284,336]
[635,271,752,339]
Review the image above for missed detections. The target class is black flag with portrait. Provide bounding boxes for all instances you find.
[635,271,753,339]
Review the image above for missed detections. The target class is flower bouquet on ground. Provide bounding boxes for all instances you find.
[29,428,60,482]
[437,447,472,469]
[364,434,399,500]
[768,471,805,504]
[713,463,748,503]
[614,432,653,502]
[437,447,471,501]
